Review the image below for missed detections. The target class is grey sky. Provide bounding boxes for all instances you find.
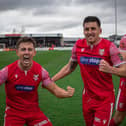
[0,0,125,37]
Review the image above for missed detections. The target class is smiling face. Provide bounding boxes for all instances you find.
[16,42,36,70]
[83,22,102,45]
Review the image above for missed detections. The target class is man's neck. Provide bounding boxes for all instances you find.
[87,38,101,46]
[18,60,32,71]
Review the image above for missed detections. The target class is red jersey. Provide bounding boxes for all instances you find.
[71,38,123,99]
[119,34,126,95]
[0,60,53,112]
[119,77,126,96]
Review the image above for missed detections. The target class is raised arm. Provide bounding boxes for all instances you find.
[42,67,75,98]
[52,59,78,82]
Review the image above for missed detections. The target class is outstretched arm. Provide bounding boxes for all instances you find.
[42,67,75,98]
[99,59,126,77]
[52,59,78,82]
[44,82,75,98]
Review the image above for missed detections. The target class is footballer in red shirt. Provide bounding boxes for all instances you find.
[52,16,126,126]
[0,37,75,126]
[109,35,126,126]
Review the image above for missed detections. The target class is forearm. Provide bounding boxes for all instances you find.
[45,83,74,98]
[110,66,126,77]
[52,60,77,82]
[99,60,126,77]
[52,64,72,81]
[53,86,73,98]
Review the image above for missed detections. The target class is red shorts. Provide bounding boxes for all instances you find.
[116,79,126,112]
[82,91,115,126]
[4,106,52,126]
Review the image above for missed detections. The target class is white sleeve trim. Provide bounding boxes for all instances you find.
[114,61,126,67]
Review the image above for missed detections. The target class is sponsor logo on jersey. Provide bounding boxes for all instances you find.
[33,74,39,81]
[80,56,101,65]
[99,49,105,56]
[15,85,35,91]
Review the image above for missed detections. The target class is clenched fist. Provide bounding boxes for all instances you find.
[66,86,75,97]
[99,59,112,73]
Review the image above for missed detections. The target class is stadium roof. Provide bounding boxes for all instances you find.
[0,33,63,38]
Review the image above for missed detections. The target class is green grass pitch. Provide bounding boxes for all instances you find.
[0,50,126,126]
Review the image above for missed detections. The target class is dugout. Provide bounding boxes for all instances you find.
[0,33,64,48]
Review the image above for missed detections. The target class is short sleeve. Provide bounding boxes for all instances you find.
[110,42,124,66]
[0,66,8,85]
[71,44,77,61]
[41,68,53,87]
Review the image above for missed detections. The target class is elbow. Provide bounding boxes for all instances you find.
[68,67,75,74]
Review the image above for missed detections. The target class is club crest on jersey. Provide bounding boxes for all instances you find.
[99,49,104,56]
[33,74,39,81]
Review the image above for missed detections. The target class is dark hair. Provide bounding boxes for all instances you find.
[83,16,101,27]
[16,37,36,49]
